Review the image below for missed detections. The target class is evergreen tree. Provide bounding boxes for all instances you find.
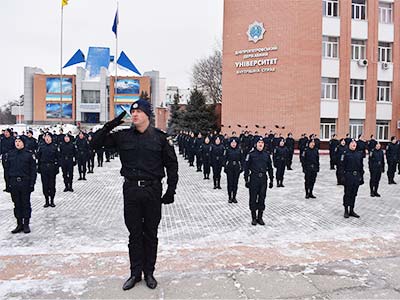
[181,89,217,133]
[167,92,182,135]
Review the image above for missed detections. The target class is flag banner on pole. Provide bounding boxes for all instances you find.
[63,49,85,68]
[117,51,142,75]
[62,0,68,7]
[112,9,119,37]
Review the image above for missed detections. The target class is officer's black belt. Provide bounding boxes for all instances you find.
[348,171,360,176]
[11,176,26,182]
[124,177,155,187]
[251,172,266,178]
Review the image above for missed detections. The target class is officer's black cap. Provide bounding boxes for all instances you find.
[130,98,152,118]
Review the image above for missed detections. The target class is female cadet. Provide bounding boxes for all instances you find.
[244,137,274,226]
[302,139,320,199]
[210,136,225,189]
[200,136,212,179]
[224,138,243,203]
[273,139,289,187]
[335,138,347,185]
[4,136,37,233]
[368,142,385,197]
[75,131,90,180]
[37,133,60,208]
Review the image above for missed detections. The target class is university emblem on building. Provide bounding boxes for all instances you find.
[247,21,265,43]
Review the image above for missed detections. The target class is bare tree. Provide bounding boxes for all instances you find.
[192,49,222,104]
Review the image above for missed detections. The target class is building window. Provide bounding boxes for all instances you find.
[349,120,364,139]
[352,0,367,20]
[351,40,366,60]
[82,90,100,104]
[322,36,339,58]
[377,81,391,102]
[323,0,339,17]
[379,2,393,24]
[321,78,338,100]
[350,79,365,101]
[378,42,392,63]
[376,121,390,141]
[320,119,336,141]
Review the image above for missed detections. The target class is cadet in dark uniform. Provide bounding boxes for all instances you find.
[91,98,178,291]
[187,132,196,167]
[37,134,60,208]
[368,142,384,197]
[96,145,105,167]
[1,129,15,191]
[244,137,273,225]
[367,134,377,154]
[60,135,76,192]
[200,136,212,179]
[23,130,38,153]
[224,138,243,203]
[335,139,347,185]
[194,132,203,172]
[285,133,295,170]
[76,132,90,180]
[210,136,224,189]
[302,140,319,199]
[386,136,398,184]
[356,134,367,159]
[342,140,364,218]
[273,140,289,187]
[87,135,95,174]
[298,133,308,171]
[3,136,37,234]
[329,134,339,170]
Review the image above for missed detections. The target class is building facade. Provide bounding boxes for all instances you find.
[222,0,400,141]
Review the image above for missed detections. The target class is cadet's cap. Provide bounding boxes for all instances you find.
[28,129,33,134]
[5,128,12,134]
[15,135,24,142]
[257,137,264,142]
[229,137,239,143]
[130,98,152,118]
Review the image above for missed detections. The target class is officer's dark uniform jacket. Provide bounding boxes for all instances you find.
[342,149,364,207]
[244,149,274,182]
[0,136,15,156]
[60,141,76,166]
[22,136,38,153]
[343,150,364,175]
[210,143,225,167]
[367,139,377,153]
[37,143,60,173]
[329,139,339,158]
[273,145,288,167]
[303,147,320,173]
[91,126,178,188]
[224,146,243,172]
[356,140,367,158]
[4,149,37,190]
[369,149,385,172]
[76,137,90,161]
[200,142,212,163]
[386,143,399,164]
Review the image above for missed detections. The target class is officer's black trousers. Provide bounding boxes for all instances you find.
[343,173,361,208]
[329,154,335,169]
[40,170,57,199]
[369,170,381,192]
[226,167,240,196]
[195,153,202,170]
[336,163,345,185]
[123,180,162,277]
[275,161,286,181]
[77,158,87,176]
[304,170,317,191]
[287,151,294,168]
[62,163,74,187]
[96,151,104,166]
[249,174,267,212]
[203,162,211,176]
[212,165,222,180]
[10,177,32,219]
[2,160,9,190]
[105,150,111,162]
[188,152,195,165]
[387,161,396,182]
[88,154,95,171]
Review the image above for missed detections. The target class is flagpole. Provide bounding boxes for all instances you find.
[60,2,64,126]
[115,1,119,116]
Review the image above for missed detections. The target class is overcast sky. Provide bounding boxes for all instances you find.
[0,0,223,105]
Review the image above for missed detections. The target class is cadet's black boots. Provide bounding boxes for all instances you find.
[257,211,265,225]
[11,219,23,234]
[144,274,158,289]
[23,218,31,233]
[251,211,257,226]
[344,206,349,218]
[349,207,360,218]
[44,197,50,208]
[122,275,141,291]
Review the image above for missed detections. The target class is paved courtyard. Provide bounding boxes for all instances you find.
[0,150,400,299]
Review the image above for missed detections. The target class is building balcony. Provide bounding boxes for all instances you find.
[378,23,394,42]
[377,62,393,82]
[351,20,368,40]
[376,101,392,120]
[350,60,368,80]
[321,58,340,78]
[320,99,338,118]
[349,100,366,119]
[322,17,340,37]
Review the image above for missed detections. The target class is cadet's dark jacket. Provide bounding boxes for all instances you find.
[91,126,178,190]
[194,137,203,154]
[367,139,377,153]
[37,143,60,169]
[329,139,339,156]
[75,137,90,160]
[22,136,38,153]
[59,141,76,166]
[244,149,274,180]
[303,147,320,173]
[210,143,225,167]
[0,136,15,155]
[356,140,367,158]
[298,137,308,152]
[4,149,37,187]
[200,142,212,164]
[335,144,347,162]
[285,137,295,152]
[368,148,385,172]
[343,150,364,174]
[224,146,243,171]
[273,145,289,167]
[386,143,399,163]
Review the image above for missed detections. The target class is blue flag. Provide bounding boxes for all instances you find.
[117,51,141,75]
[112,9,119,37]
[63,49,85,68]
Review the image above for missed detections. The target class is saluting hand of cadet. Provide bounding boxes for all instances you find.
[104,111,127,131]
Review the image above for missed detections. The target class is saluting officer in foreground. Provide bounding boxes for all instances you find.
[244,137,274,226]
[4,136,37,234]
[91,99,178,291]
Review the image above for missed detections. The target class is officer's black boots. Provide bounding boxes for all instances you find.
[64,186,68,192]
[144,274,158,289]
[375,189,381,197]
[44,196,50,208]
[349,207,360,218]
[11,219,23,234]
[251,211,257,226]
[280,180,285,188]
[122,275,142,291]
[78,173,82,180]
[257,211,265,225]
[232,191,238,203]
[213,178,217,189]
[228,193,232,203]
[69,184,74,192]
[50,197,56,208]
[23,218,31,233]
[344,206,350,218]
[217,178,221,189]
[370,186,375,197]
